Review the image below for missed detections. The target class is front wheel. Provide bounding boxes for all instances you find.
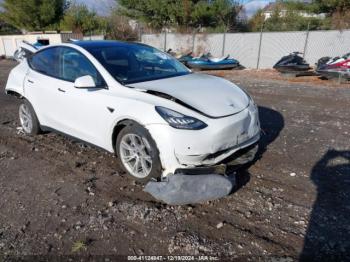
[116,123,162,182]
[19,100,41,135]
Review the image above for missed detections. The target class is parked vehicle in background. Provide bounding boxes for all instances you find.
[6,41,260,181]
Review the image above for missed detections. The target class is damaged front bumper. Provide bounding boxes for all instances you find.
[175,132,260,166]
[146,101,260,177]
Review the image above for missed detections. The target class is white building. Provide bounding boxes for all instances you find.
[263,2,325,20]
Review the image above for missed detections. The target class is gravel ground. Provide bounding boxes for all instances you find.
[0,60,349,261]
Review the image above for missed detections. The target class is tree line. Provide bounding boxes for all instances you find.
[0,0,349,38]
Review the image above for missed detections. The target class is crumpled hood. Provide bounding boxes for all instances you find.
[128,73,250,118]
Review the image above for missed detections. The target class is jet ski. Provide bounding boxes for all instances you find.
[178,52,195,66]
[273,52,311,75]
[186,53,240,70]
[167,49,195,66]
[316,52,350,70]
[166,48,177,57]
[316,52,350,80]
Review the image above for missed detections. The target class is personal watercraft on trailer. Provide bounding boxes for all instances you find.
[273,52,311,75]
[167,49,195,66]
[186,53,240,70]
[316,52,350,80]
[316,52,350,70]
[178,52,195,66]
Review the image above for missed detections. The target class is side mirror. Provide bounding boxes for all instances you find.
[74,75,96,89]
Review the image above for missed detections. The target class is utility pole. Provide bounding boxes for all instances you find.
[164,28,167,52]
[303,21,311,58]
[222,25,227,57]
[256,21,264,69]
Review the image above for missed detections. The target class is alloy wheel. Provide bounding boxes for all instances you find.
[19,104,33,134]
[119,134,153,178]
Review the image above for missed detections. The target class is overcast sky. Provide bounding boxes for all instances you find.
[76,0,116,15]
[243,0,274,18]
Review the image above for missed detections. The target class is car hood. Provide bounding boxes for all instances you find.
[128,73,250,118]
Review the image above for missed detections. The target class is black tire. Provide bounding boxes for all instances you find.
[18,99,41,135]
[116,122,162,182]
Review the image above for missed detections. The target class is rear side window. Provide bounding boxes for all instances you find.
[28,47,59,78]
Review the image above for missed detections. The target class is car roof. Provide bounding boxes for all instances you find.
[73,40,148,49]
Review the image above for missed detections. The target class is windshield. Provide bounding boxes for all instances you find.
[85,44,190,84]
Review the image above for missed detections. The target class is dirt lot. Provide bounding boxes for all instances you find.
[0,59,349,261]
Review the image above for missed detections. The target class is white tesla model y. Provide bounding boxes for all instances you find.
[5,41,260,181]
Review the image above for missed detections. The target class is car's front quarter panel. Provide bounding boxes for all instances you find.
[103,95,165,151]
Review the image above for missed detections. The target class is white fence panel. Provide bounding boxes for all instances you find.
[225,33,261,69]
[165,33,193,54]
[0,34,62,57]
[305,30,350,65]
[259,31,306,68]
[141,34,165,50]
[83,35,105,41]
[194,34,223,57]
[141,29,350,69]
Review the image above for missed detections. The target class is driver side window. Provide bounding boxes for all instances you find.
[58,47,104,86]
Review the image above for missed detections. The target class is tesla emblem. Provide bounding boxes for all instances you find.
[228,103,235,108]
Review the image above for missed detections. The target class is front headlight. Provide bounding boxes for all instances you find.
[155,106,207,130]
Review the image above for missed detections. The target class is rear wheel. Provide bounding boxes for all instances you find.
[19,100,41,135]
[116,123,162,182]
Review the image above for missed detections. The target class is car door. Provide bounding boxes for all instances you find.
[24,47,66,129]
[50,47,112,148]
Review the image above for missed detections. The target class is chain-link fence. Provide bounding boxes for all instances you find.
[141,29,350,69]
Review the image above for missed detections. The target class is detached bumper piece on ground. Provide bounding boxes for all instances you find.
[144,144,258,205]
[144,173,235,205]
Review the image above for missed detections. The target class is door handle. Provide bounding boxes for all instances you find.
[58,88,66,93]
[27,79,34,84]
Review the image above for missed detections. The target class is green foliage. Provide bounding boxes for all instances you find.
[0,19,21,35]
[313,0,350,14]
[104,12,138,41]
[117,0,242,31]
[311,0,350,29]
[265,12,327,31]
[248,9,265,32]
[0,0,67,31]
[60,4,100,34]
[71,241,87,253]
[118,0,173,29]
[248,1,331,32]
